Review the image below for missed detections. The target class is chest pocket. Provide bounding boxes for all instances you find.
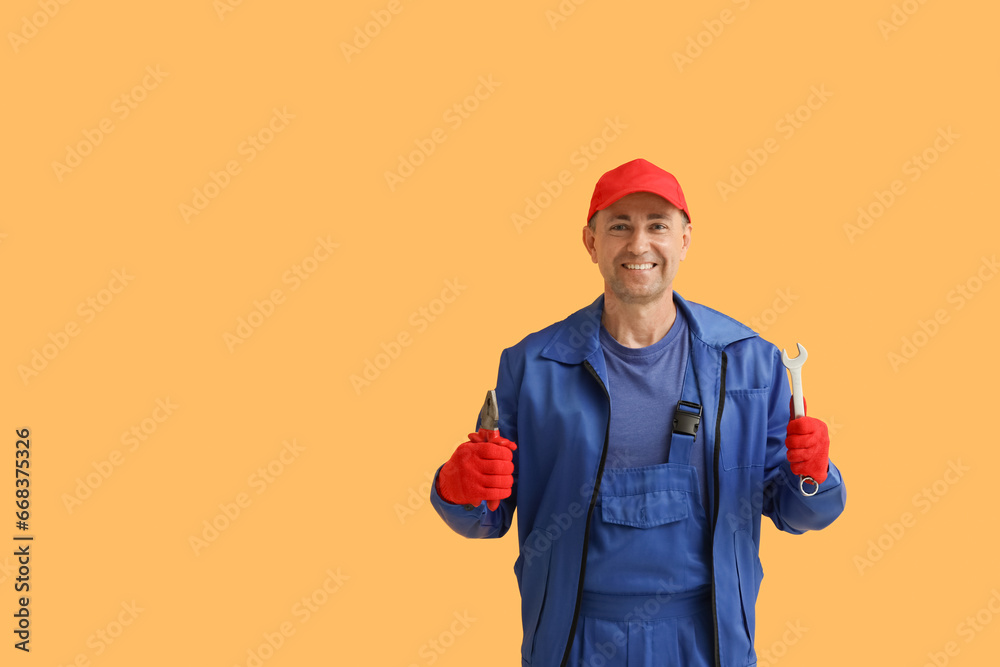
[599,464,698,528]
[721,387,769,470]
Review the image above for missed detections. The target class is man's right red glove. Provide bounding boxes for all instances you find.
[436,431,517,511]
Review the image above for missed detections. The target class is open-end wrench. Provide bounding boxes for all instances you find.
[781,343,819,497]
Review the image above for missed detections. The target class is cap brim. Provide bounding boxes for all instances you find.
[591,187,686,219]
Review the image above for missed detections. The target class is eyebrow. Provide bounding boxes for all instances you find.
[610,212,670,221]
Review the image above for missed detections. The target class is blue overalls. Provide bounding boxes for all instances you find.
[567,344,715,667]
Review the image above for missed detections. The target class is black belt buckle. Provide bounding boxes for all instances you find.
[672,400,702,437]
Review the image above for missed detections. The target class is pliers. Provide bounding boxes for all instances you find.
[477,389,500,441]
[475,389,515,511]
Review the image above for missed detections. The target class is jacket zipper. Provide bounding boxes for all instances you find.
[710,350,728,667]
[559,359,611,667]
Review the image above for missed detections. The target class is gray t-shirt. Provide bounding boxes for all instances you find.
[599,306,710,512]
[599,307,690,468]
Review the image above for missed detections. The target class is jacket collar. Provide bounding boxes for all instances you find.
[540,291,757,364]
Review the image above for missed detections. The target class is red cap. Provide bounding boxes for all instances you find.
[587,158,690,224]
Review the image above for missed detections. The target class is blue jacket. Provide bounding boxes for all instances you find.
[431,292,846,667]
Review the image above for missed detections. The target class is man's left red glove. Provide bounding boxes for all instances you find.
[785,397,830,484]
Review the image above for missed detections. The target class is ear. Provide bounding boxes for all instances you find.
[582,224,599,263]
[679,221,692,261]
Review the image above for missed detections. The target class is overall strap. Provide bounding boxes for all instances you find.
[668,350,702,465]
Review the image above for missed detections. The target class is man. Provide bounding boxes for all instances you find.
[430,158,846,667]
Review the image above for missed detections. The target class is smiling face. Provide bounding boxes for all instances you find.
[582,191,691,306]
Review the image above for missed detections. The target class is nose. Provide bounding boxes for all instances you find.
[626,227,651,256]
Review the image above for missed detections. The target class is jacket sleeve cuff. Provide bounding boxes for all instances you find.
[785,460,842,495]
[430,465,486,516]
[776,458,847,532]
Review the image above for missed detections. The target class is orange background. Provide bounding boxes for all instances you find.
[3,1,999,665]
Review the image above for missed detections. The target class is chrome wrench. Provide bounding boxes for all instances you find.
[781,343,818,497]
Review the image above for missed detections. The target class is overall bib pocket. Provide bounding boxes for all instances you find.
[601,488,689,528]
[598,464,700,525]
[585,463,711,594]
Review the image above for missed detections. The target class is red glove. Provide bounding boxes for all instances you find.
[785,397,830,484]
[436,431,517,511]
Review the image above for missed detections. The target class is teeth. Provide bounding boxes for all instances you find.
[624,263,654,269]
